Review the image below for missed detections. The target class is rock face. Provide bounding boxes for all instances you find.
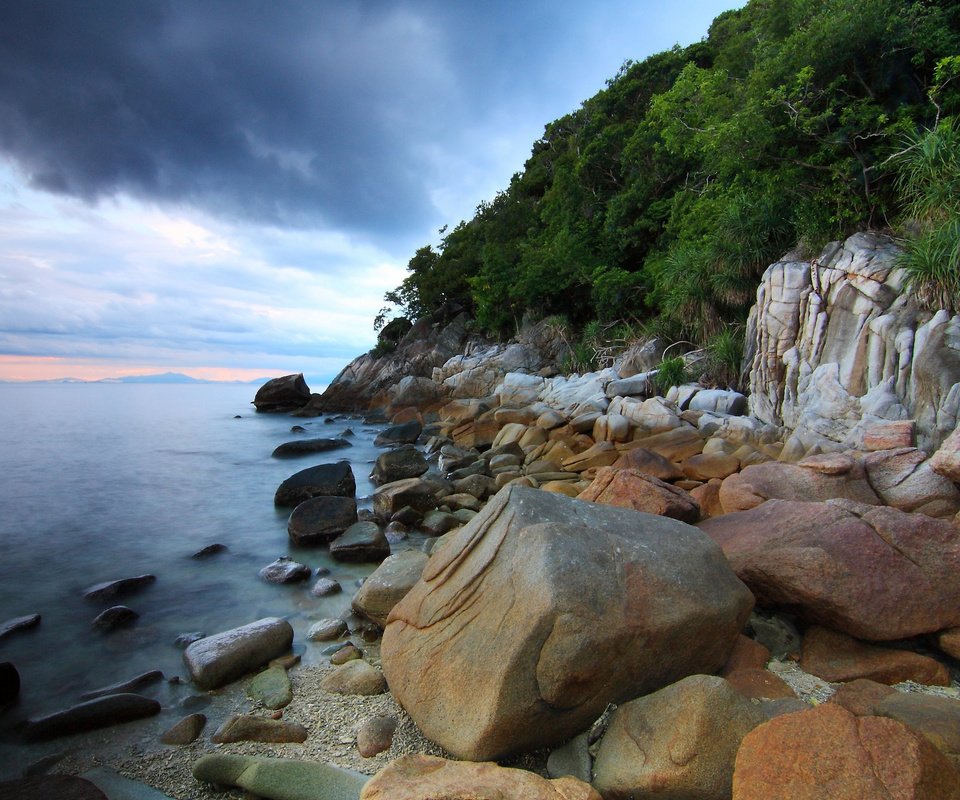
[593,675,767,800]
[732,703,960,799]
[700,499,960,641]
[360,754,601,800]
[746,232,960,455]
[274,462,356,507]
[381,485,753,761]
[183,617,294,690]
[253,374,311,412]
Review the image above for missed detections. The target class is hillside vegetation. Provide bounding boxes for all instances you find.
[378,0,960,380]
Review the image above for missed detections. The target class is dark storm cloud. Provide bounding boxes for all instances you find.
[0,1,468,234]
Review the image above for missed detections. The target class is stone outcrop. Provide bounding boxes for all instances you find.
[381,485,753,761]
[700,499,960,640]
[746,232,960,455]
[317,311,474,411]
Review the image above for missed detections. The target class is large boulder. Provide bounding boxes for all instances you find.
[732,703,960,799]
[183,617,294,690]
[577,466,701,523]
[718,454,879,514]
[253,374,311,412]
[381,485,753,761]
[593,675,767,800]
[274,462,356,507]
[700,499,960,640]
[329,521,390,563]
[375,420,423,447]
[360,754,601,800]
[863,447,960,518]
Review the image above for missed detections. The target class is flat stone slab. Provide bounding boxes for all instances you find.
[183,617,294,690]
[22,693,161,742]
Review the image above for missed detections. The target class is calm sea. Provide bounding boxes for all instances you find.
[0,382,391,774]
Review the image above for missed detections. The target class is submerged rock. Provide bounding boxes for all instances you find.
[83,574,156,601]
[22,694,161,741]
[259,556,312,584]
[80,669,164,700]
[91,605,138,631]
[271,437,352,458]
[0,613,40,640]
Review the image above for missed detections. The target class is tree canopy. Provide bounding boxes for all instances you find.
[378,0,960,365]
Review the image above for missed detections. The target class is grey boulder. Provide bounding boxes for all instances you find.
[183,617,294,690]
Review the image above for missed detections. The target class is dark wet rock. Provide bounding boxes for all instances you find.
[91,606,138,631]
[385,522,408,543]
[391,506,424,526]
[271,437,352,458]
[287,495,358,546]
[0,775,108,800]
[420,510,461,536]
[174,632,205,648]
[374,420,423,447]
[193,754,368,799]
[371,445,429,485]
[179,694,211,712]
[80,670,164,701]
[357,714,398,757]
[22,694,161,741]
[341,427,354,437]
[329,521,390,563]
[274,462,356,507]
[83,574,156,601]
[290,425,307,432]
[259,556,312,584]
[190,543,227,559]
[0,613,40,640]
[247,666,292,710]
[160,713,207,745]
[307,618,348,641]
[0,662,20,708]
[211,714,308,743]
[310,577,342,597]
[253,374,311,413]
[183,617,294,690]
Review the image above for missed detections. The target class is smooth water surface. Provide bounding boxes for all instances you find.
[0,383,391,773]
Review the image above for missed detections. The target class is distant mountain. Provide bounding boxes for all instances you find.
[1,372,258,385]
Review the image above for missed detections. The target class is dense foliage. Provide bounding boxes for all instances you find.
[379,0,960,372]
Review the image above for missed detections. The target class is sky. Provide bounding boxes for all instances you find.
[0,0,740,387]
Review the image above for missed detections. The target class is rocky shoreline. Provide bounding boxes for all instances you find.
[3,232,960,798]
